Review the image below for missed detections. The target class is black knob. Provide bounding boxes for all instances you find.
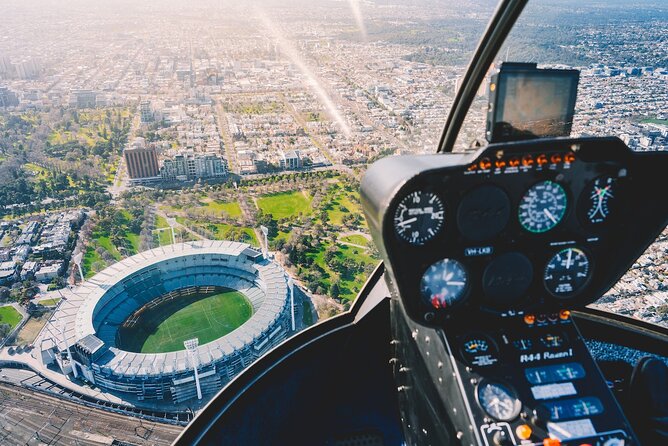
[493,430,512,446]
[532,405,550,428]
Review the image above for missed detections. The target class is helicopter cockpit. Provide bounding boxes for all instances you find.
[174,1,667,445]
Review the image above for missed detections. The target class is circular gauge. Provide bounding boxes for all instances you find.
[540,332,567,349]
[518,181,567,233]
[544,247,591,297]
[463,338,490,355]
[393,191,445,245]
[482,252,533,307]
[461,334,499,367]
[457,185,510,241]
[585,176,616,224]
[477,381,522,421]
[420,259,468,309]
[513,338,533,351]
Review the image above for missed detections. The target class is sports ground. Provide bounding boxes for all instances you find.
[118,289,253,353]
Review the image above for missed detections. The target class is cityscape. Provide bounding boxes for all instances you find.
[0,0,666,444]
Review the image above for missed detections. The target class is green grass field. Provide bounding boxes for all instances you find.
[341,234,369,246]
[257,191,312,219]
[155,215,170,229]
[199,199,243,218]
[306,241,378,301]
[119,289,253,353]
[208,223,259,245]
[39,298,62,306]
[325,185,362,226]
[0,306,23,330]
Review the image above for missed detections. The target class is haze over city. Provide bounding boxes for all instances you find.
[0,0,666,444]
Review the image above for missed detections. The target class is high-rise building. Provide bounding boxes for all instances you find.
[124,137,160,179]
[0,56,11,76]
[70,89,97,108]
[140,100,153,123]
[0,86,19,108]
[280,150,302,170]
[160,153,227,181]
[12,58,39,80]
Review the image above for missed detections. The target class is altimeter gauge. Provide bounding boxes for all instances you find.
[394,191,445,245]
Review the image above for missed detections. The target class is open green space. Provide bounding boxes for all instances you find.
[82,209,141,278]
[324,184,362,226]
[155,214,170,229]
[0,306,23,330]
[305,241,378,301]
[341,234,369,246]
[641,117,668,125]
[156,229,174,246]
[39,298,62,306]
[199,199,242,218]
[118,289,253,353]
[207,223,258,245]
[257,191,312,219]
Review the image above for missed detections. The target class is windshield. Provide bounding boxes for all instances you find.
[0,0,499,439]
[452,0,668,328]
[1,0,666,441]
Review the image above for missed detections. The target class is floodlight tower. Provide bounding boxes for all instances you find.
[260,225,269,258]
[72,252,84,283]
[184,338,202,400]
[288,277,296,331]
[59,321,78,378]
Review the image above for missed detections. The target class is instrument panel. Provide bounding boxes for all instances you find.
[361,137,667,324]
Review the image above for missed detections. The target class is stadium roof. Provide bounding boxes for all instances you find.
[37,240,290,377]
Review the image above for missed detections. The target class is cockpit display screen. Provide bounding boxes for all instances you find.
[487,63,580,143]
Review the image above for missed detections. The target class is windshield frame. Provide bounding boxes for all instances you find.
[437,0,528,153]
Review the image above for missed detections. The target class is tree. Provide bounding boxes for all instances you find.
[330,281,341,299]
[0,323,11,339]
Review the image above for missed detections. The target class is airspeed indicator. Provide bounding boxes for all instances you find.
[518,181,567,233]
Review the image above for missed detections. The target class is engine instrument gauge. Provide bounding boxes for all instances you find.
[460,334,499,367]
[586,176,616,224]
[513,338,533,351]
[518,180,567,233]
[463,338,489,355]
[540,332,567,349]
[544,247,591,297]
[477,381,521,421]
[420,259,468,309]
[393,191,444,245]
[541,397,604,421]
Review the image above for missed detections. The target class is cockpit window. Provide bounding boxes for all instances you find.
[0,0,666,439]
[453,0,668,326]
[0,0,501,431]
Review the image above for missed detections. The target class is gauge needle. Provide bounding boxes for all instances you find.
[543,208,558,224]
[446,281,465,286]
[566,249,572,269]
[396,217,417,226]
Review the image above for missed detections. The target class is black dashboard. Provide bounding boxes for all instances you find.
[363,137,664,324]
[361,137,667,446]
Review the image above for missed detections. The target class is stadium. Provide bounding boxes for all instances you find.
[37,240,293,404]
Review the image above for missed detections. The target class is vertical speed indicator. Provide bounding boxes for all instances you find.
[393,191,445,245]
